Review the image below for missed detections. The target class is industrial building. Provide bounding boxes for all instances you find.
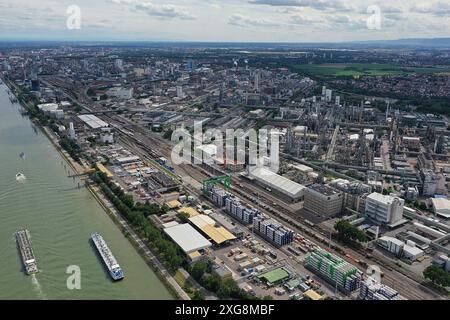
[305,248,362,293]
[257,267,291,286]
[115,155,141,165]
[365,193,405,227]
[208,186,229,208]
[163,223,212,254]
[402,136,421,150]
[248,166,306,202]
[330,179,370,213]
[178,206,201,218]
[431,197,450,219]
[360,277,407,300]
[253,214,294,247]
[304,184,343,217]
[37,103,64,119]
[434,255,450,273]
[225,196,261,225]
[206,186,262,225]
[377,236,425,261]
[77,114,109,130]
[421,169,438,196]
[189,214,236,246]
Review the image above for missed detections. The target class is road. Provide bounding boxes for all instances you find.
[44,78,447,300]
[113,123,445,300]
[89,184,190,300]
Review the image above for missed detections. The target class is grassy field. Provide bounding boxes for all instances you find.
[293,63,450,78]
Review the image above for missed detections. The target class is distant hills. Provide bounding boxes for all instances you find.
[347,38,450,48]
[0,37,450,49]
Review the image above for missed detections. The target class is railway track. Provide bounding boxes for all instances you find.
[51,85,444,300]
[109,115,444,300]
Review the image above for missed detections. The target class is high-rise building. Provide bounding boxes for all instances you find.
[365,193,404,226]
[420,169,438,196]
[31,79,40,92]
[186,59,197,71]
[176,85,184,98]
[325,89,332,102]
[114,59,123,71]
[254,72,260,91]
[68,122,77,140]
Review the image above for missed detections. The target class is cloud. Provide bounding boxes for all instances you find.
[410,1,450,16]
[289,14,317,25]
[248,0,350,12]
[111,0,196,20]
[228,14,281,27]
[324,14,367,30]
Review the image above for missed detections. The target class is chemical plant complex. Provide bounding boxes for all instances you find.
[2,42,450,302]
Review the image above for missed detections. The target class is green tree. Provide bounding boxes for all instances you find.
[191,262,207,281]
[423,265,450,287]
[334,220,368,243]
[346,170,360,180]
[192,290,205,300]
[178,211,190,223]
[202,274,221,293]
[163,129,174,140]
[217,278,241,299]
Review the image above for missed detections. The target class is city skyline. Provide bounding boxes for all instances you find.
[1,0,450,42]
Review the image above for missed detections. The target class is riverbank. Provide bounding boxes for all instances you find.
[3,81,179,299]
[86,183,188,300]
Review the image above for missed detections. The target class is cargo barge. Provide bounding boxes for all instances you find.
[91,232,124,281]
[15,229,39,275]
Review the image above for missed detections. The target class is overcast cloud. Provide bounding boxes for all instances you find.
[0,0,449,41]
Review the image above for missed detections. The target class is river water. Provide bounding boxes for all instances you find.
[0,84,172,299]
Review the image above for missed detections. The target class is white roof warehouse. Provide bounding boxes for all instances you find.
[431,198,450,219]
[78,114,109,130]
[248,166,306,202]
[164,223,212,254]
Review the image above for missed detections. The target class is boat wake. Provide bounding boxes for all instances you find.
[31,274,47,300]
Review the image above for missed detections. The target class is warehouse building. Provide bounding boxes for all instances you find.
[189,214,236,246]
[248,166,306,202]
[431,197,450,219]
[77,114,109,130]
[257,267,291,286]
[377,236,424,261]
[304,184,343,218]
[164,223,212,255]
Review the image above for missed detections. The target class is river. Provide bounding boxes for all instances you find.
[0,84,172,299]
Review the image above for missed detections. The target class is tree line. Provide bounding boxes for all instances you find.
[92,171,265,300]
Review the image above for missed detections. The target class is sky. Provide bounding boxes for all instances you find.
[0,0,449,42]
